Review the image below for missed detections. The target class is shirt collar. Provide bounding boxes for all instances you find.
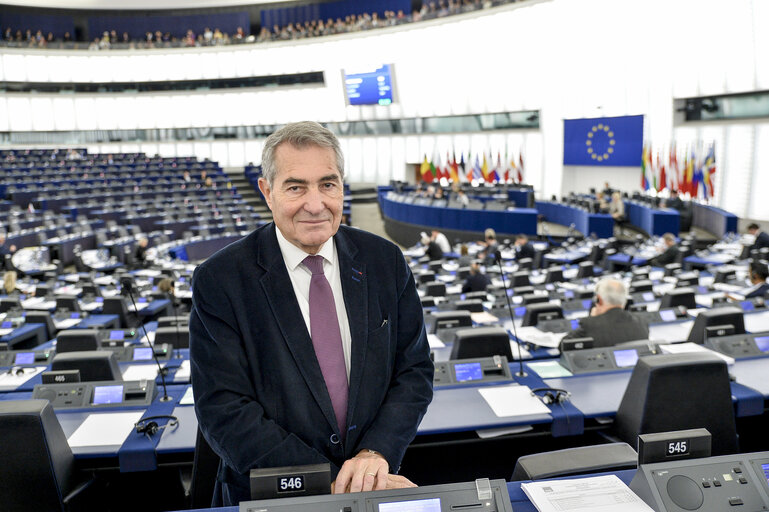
[275,225,335,271]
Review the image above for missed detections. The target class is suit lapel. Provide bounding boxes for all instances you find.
[334,228,368,428]
[256,224,339,433]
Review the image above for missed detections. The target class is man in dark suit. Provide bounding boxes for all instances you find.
[748,223,769,253]
[190,122,434,506]
[514,233,536,261]
[562,278,648,348]
[728,261,769,301]
[648,233,679,267]
[665,190,685,211]
[461,262,491,293]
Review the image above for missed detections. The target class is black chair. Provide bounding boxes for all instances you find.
[614,353,738,455]
[687,306,745,345]
[511,443,637,481]
[154,326,190,349]
[417,271,437,284]
[453,299,484,313]
[521,293,549,306]
[56,295,81,314]
[0,400,97,512]
[157,316,189,328]
[24,311,58,341]
[425,281,446,297]
[102,296,139,328]
[545,268,564,283]
[510,271,530,287]
[56,330,100,353]
[522,303,564,327]
[186,428,221,508]
[450,327,513,360]
[659,288,696,310]
[51,351,122,382]
[0,297,22,313]
[576,261,594,278]
[517,258,533,270]
[430,310,472,333]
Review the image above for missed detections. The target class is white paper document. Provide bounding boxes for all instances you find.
[522,475,653,512]
[68,411,145,447]
[122,364,162,381]
[658,342,735,365]
[514,326,568,348]
[478,385,552,417]
[54,318,82,330]
[471,311,500,324]
[426,334,446,349]
[173,360,191,382]
[179,385,195,405]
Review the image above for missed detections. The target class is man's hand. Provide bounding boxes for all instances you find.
[332,450,389,494]
[332,473,417,494]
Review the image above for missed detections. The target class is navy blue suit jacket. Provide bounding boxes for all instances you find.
[189,223,434,505]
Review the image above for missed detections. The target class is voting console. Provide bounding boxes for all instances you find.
[630,451,769,511]
[240,479,513,512]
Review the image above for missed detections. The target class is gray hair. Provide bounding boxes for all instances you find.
[261,121,345,186]
[594,277,627,307]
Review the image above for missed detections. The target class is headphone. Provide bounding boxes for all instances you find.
[6,366,35,377]
[531,387,571,405]
[134,415,179,436]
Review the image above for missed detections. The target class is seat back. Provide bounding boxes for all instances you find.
[450,326,513,360]
[614,353,738,455]
[56,329,100,353]
[522,302,564,327]
[154,326,190,349]
[55,295,81,313]
[51,351,122,382]
[0,297,22,313]
[0,400,76,512]
[660,287,697,310]
[687,306,745,344]
[102,296,133,328]
[24,311,58,341]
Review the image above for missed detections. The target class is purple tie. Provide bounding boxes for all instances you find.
[303,255,348,437]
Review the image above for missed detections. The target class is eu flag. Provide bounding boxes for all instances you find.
[563,115,644,167]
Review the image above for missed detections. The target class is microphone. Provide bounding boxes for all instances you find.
[495,251,526,377]
[120,276,172,402]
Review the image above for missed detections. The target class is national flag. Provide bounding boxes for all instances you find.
[657,153,666,193]
[481,153,491,182]
[669,144,679,191]
[420,155,434,183]
[458,153,469,182]
[640,144,649,190]
[704,144,716,198]
[693,147,705,199]
[430,148,440,182]
[686,147,696,197]
[518,152,524,183]
[449,151,459,182]
[504,149,513,182]
[492,152,503,182]
[473,155,483,181]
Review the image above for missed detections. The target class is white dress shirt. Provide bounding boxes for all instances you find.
[275,227,352,380]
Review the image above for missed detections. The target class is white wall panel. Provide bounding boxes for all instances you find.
[0,98,8,131]
[7,97,32,131]
[30,97,54,131]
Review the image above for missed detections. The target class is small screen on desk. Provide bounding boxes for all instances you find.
[14,352,34,365]
[582,299,592,310]
[754,336,769,353]
[614,349,639,367]
[70,312,80,319]
[643,292,655,302]
[1,321,12,329]
[762,462,769,484]
[379,498,441,512]
[95,297,104,303]
[659,310,677,322]
[454,362,483,382]
[92,385,123,405]
[109,330,125,341]
[564,290,574,299]
[138,297,147,303]
[741,300,755,312]
[545,283,555,291]
[570,319,580,330]
[133,347,153,361]
[514,306,526,317]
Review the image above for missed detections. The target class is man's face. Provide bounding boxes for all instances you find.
[259,144,343,255]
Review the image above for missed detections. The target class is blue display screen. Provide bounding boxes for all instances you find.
[95,297,104,303]
[642,292,655,302]
[138,297,148,303]
[344,64,394,106]
[379,498,441,512]
[570,319,580,330]
[515,306,526,317]
[132,347,153,361]
[454,362,483,382]
[1,321,13,329]
[92,385,123,405]
[582,299,593,310]
[754,336,769,353]
[741,300,755,312]
[70,312,80,319]
[14,352,34,365]
[762,462,769,484]
[659,309,677,322]
[109,330,125,340]
[564,290,574,299]
[614,349,639,367]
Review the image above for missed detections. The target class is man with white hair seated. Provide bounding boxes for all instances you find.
[561,277,648,348]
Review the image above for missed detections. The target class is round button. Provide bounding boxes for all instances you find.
[666,475,704,511]
[329,434,340,445]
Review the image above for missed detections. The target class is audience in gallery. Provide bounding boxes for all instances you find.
[2,0,523,50]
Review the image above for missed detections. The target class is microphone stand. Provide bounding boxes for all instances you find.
[495,251,526,377]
